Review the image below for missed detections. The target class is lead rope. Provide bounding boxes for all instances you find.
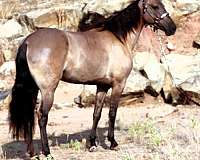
[156,31,174,82]
[156,31,200,106]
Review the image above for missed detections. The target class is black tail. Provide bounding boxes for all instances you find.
[9,43,39,140]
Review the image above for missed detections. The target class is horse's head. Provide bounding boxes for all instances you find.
[139,0,176,36]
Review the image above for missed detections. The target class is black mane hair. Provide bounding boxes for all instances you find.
[79,0,141,41]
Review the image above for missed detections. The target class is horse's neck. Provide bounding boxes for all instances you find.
[125,20,144,54]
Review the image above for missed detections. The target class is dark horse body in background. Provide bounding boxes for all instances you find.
[9,0,176,159]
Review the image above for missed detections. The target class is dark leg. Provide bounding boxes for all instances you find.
[108,82,125,150]
[26,134,35,158]
[89,85,109,151]
[38,91,54,158]
[26,92,39,159]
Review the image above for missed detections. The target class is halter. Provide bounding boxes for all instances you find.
[142,0,169,25]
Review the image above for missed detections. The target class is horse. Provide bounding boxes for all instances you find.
[9,0,176,159]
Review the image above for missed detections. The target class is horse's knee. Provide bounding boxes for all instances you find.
[38,111,48,127]
[37,106,49,125]
[109,108,117,120]
[93,112,101,120]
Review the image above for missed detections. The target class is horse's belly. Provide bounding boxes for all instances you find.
[61,67,110,85]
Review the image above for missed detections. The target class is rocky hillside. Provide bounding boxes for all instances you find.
[0,0,200,108]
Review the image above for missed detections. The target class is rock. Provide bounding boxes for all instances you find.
[26,7,82,31]
[0,90,10,101]
[0,61,15,76]
[162,72,182,105]
[74,85,96,107]
[162,53,200,94]
[173,0,200,20]
[0,19,23,38]
[0,40,19,62]
[26,8,58,27]
[84,0,131,15]
[193,31,200,48]
[125,70,149,93]
[131,51,165,93]
[0,94,11,110]
[162,72,173,102]
[2,49,14,61]
[162,0,200,24]
[162,0,175,15]
[16,15,37,33]
[126,27,168,94]
[176,0,200,12]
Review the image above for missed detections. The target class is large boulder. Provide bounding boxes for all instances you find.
[0,38,20,62]
[163,53,200,93]
[21,0,132,31]
[131,51,165,93]
[26,8,82,31]
[163,0,200,20]
[175,0,200,15]
[0,61,15,77]
[83,0,131,15]
[0,93,11,110]
[0,19,23,38]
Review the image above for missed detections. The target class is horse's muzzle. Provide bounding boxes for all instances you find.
[159,16,176,36]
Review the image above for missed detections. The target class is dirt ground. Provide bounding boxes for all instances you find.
[1,82,200,160]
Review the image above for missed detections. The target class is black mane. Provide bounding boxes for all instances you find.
[79,0,141,41]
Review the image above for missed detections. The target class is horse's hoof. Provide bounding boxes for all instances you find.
[110,145,119,151]
[89,146,97,152]
[30,155,40,160]
[110,141,119,151]
[44,154,54,160]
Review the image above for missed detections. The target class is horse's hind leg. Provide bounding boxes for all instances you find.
[108,81,126,150]
[37,90,55,158]
[89,85,109,151]
[26,134,35,158]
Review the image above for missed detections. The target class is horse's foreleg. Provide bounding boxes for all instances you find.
[108,81,125,150]
[38,91,54,158]
[89,85,109,151]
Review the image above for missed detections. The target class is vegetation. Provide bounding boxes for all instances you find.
[60,139,82,152]
[128,118,163,150]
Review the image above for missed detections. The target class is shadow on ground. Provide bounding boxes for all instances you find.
[1,127,114,159]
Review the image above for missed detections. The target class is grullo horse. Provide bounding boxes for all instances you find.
[9,0,176,159]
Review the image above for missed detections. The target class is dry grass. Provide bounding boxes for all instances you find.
[125,113,200,160]
[0,0,39,20]
[128,118,164,150]
[0,1,18,19]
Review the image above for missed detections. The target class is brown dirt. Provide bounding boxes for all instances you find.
[1,83,200,160]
